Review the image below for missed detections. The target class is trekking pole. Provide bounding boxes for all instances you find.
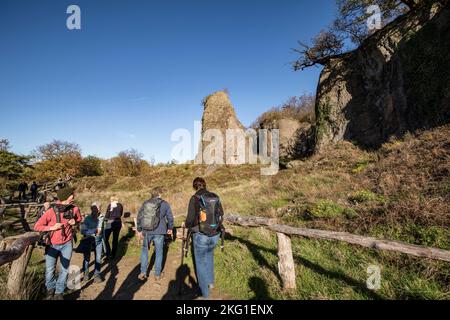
[185,229,191,258]
[181,224,186,264]
[178,224,186,296]
[220,226,225,252]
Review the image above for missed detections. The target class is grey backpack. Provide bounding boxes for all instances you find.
[138,198,162,231]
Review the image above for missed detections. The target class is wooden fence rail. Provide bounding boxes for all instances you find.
[0,232,41,266]
[0,232,40,297]
[224,214,450,290]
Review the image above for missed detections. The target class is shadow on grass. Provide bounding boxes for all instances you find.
[226,233,384,300]
[225,233,282,283]
[249,276,272,300]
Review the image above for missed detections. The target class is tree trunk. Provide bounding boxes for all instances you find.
[276,232,296,290]
[7,244,34,298]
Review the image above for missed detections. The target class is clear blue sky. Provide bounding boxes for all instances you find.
[0,0,337,163]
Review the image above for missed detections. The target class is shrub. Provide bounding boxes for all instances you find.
[79,156,103,177]
[102,149,150,177]
[351,160,372,174]
[307,200,358,219]
[349,190,385,204]
[253,94,316,128]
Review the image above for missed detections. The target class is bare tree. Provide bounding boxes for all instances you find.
[32,140,81,161]
[292,0,423,70]
[0,139,10,152]
[293,31,344,71]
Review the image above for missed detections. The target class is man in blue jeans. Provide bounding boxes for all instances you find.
[136,187,174,281]
[184,177,224,299]
[34,187,82,300]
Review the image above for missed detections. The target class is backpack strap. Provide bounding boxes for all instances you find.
[53,206,61,223]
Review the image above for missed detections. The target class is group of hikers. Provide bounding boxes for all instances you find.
[33,177,224,300]
[17,181,39,201]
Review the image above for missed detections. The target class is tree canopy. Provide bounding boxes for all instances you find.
[0,150,30,180]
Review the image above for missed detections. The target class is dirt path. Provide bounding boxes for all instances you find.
[67,240,231,300]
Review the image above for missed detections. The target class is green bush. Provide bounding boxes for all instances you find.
[349,190,385,204]
[308,200,358,219]
[351,160,371,174]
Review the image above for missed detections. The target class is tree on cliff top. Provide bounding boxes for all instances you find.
[292,0,424,70]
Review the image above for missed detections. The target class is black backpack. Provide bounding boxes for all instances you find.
[195,192,223,236]
[138,198,162,231]
[36,205,61,247]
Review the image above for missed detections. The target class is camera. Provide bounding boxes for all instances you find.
[61,204,75,220]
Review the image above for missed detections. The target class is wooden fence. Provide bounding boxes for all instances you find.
[0,203,43,298]
[223,214,450,290]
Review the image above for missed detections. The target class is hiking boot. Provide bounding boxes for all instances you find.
[94,275,103,284]
[153,275,162,282]
[138,273,147,281]
[82,272,90,282]
[53,293,64,301]
[45,289,55,300]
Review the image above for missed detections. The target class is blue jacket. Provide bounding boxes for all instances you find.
[81,215,102,239]
[137,198,174,235]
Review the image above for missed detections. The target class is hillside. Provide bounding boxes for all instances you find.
[69,124,449,300]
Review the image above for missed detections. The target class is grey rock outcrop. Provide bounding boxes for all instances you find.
[315,2,450,152]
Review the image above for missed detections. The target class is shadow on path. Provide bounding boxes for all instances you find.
[94,224,135,300]
[162,264,199,300]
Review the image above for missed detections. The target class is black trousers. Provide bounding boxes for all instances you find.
[18,191,26,200]
[105,220,122,258]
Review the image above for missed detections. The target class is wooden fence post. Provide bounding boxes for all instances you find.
[7,244,35,298]
[276,232,296,290]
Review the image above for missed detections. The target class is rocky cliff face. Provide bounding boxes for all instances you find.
[315,2,450,152]
[196,91,246,164]
[258,118,314,161]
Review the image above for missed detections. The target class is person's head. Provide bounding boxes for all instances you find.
[193,177,206,191]
[150,186,164,199]
[110,195,119,203]
[91,202,100,219]
[43,202,50,211]
[57,186,75,205]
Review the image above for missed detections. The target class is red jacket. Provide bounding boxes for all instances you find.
[34,203,82,245]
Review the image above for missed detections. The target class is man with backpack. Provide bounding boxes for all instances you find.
[136,187,174,282]
[184,177,224,299]
[34,186,82,300]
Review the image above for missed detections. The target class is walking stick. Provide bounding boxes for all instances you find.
[178,224,187,296]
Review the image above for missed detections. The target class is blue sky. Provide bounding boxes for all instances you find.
[0,0,337,163]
